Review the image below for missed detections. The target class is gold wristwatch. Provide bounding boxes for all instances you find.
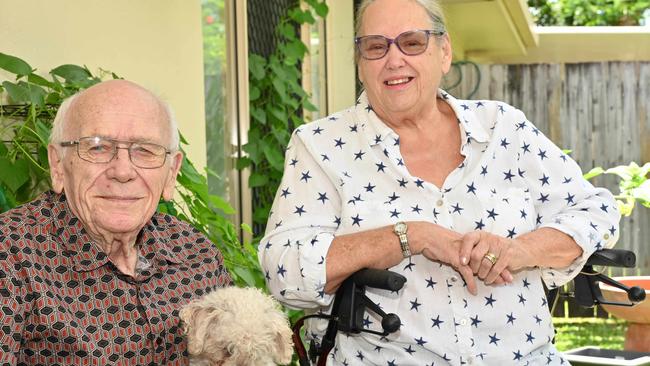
[393,221,411,258]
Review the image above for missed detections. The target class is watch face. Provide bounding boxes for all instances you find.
[395,222,407,233]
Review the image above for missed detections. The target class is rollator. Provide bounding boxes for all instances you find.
[292,248,646,366]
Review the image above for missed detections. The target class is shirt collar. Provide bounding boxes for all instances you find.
[356,89,489,146]
[47,191,182,273]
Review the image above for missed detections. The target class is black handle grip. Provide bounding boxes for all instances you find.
[350,269,407,291]
[586,249,636,268]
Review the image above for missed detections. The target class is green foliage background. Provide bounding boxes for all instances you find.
[553,318,626,351]
[240,0,329,231]
[528,0,650,26]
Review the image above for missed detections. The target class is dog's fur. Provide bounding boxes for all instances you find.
[179,287,293,366]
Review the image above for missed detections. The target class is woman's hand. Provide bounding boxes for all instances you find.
[460,231,534,285]
[409,222,479,295]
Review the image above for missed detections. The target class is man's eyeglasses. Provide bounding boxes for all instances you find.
[355,29,445,60]
[60,136,171,169]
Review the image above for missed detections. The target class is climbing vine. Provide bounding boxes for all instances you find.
[241,0,328,234]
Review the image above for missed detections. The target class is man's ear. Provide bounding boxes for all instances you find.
[48,144,65,193]
[162,150,183,201]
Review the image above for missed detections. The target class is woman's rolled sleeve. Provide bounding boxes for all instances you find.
[513,111,621,287]
[259,131,341,309]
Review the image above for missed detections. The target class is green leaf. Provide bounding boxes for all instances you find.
[270,125,290,143]
[26,83,47,106]
[583,167,604,180]
[289,8,316,24]
[250,107,267,125]
[27,73,54,88]
[253,205,271,224]
[268,59,288,80]
[249,85,261,101]
[312,1,329,17]
[285,40,308,61]
[0,52,32,76]
[605,164,635,181]
[236,156,252,170]
[233,267,258,287]
[269,106,287,122]
[241,222,253,235]
[0,158,30,192]
[1,81,30,103]
[279,23,296,39]
[45,92,63,105]
[50,64,92,82]
[248,172,269,188]
[303,99,318,112]
[262,143,284,171]
[271,78,287,97]
[249,54,267,80]
[34,120,52,145]
[631,180,650,202]
[208,194,236,215]
[0,186,10,212]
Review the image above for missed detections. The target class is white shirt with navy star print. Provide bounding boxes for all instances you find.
[259,90,620,366]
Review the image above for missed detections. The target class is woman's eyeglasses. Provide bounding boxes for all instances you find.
[355,29,445,60]
[60,136,171,169]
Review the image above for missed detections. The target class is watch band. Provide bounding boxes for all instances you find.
[398,233,411,258]
[394,222,411,258]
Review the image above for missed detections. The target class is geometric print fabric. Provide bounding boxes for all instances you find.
[0,191,231,365]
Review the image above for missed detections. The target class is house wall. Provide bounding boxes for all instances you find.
[0,0,207,170]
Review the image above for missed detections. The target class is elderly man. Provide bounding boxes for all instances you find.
[0,80,231,365]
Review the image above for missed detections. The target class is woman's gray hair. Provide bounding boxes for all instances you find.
[49,91,181,151]
[354,0,447,61]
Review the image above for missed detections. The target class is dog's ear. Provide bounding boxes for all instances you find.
[271,321,294,365]
[179,301,220,356]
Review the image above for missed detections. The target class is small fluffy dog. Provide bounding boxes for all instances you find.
[179,286,294,366]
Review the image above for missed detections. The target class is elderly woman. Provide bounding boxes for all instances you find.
[259,0,620,364]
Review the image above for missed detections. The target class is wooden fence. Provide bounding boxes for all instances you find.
[443,62,650,316]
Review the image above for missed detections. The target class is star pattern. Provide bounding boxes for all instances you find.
[258,90,620,365]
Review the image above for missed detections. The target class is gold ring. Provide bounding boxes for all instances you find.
[483,252,498,265]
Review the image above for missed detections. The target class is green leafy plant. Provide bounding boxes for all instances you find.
[241,0,328,230]
[0,52,262,288]
[585,162,650,216]
[528,0,650,26]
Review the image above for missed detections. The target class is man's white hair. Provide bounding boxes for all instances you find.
[49,88,180,151]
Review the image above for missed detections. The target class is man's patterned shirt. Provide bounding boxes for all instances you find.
[259,90,620,365]
[0,191,231,365]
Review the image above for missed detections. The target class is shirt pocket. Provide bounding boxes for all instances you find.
[476,187,536,238]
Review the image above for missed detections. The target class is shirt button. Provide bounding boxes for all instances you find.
[460,318,468,326]
[436,199,444,207]
[468,357,474,365]
[450,276,458,282]
[604,233,610,240]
